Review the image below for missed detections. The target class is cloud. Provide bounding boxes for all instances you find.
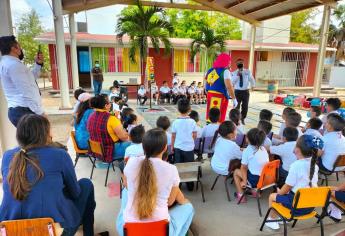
[10,0,31,23]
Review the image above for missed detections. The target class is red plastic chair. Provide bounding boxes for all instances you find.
[123,220,169,236]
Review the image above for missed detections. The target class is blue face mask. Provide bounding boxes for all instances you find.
[95,63,100,67]
[306,111,311,118]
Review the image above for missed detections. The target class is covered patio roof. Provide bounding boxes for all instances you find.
[62,0,339,25]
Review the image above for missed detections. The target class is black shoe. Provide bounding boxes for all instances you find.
[241,119,245,125]
[97,231,109,236]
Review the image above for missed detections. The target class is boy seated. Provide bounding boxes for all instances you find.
[304,117,323,139]
[196,82,206,104]
[286,112,302,137]
[259,109,273,122]
[257,120,273,150]
[308,106,322,119]
[272,107,295,144]
[159,81,171,104]
[137,84,147,105]
[156,116,171,145]
[124,125,145,161]
[109,86,121,101]
[171,82,179,104]
[151,81,160,105]
[202,108,220,138]
[270,127,298,182]
[319,113,345,172]
[189,110,202,138]
[322,98,342,125]
[187,82,197,104]
[178,80,187,99]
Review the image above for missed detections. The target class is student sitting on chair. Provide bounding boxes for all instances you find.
[202,108,220,138]
[303,117,323,139]
[0,114,108,236]
[124,125,145,161]
[187,82,197,104]
[322,98,342,127]
[328,182,345,222]
[210,121,242,176]
[171,82,180,104]
[259,109,273,122]
[229,108,245,135]
[318,113,345,172]
[156,116,172,146]
[257,120,273,150]
[151,81,160,105]
[189,110,202,138]
[264,135,323,230]
[233,128,269,203]
[159,81,171,104]
[137,84,148,105]
[116,128,195,236]
[272,107,295,144]
[196,82,206,104]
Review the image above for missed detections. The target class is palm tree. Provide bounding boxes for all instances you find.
[190,26,226,73]
[329,4,345,64]
[116,0,173,87]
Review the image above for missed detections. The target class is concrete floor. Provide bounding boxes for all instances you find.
[1,91,345,235]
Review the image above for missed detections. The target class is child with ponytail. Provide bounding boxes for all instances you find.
[116,128,194,236]
[264,135,324,230]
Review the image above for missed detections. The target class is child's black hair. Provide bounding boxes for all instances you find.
[259,109,273,121]
[177,98,191,114]
[310,106,322,117]
[90,95,107,109]
[283,107,296,116]
[308,117,323,130]
[130,125,145,144]
[210,121,236,149]
[246,128,266,148]
[156,116,171,131]
[326,98,341,111]
[327,113,345,132]
[257,120,272,135]
[121,107,134,124]
[123,113,137,130]
[229,108,241,126]
[286,112,302,128]
[209,108,220,123]
[283,127,298,142]
[189,110,200,123]
[74,88,85,100]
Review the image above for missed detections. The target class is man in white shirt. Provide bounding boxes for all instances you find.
[137,84,147,105]
[0,35,44,127]
[231,58,255,124]
[159,81,171,104]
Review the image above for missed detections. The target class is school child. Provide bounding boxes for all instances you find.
[178,81,187,99]
[303,117,323,139]
[259,109,273,122]
[151,81,160,105]
[264,135,323,230]
[257,120,273,150]
[72,88,86,115]
[273,107,295,142]
[307,106,322,119]
[171,82,180,104]
[156,116,171,145]
[159,81,171,104]
[123,113,138,134]
[285,112,303,137]
[171,99,197,190]
[112,97,123,118]
[322,98,342,125]
[270,127,298,182]
[109,86,121,101]
[328,182,345,222]
[124,125,145,161]
[229,108,245,134]
[319,113,345,172]
[233,128,269,202]
[196,82,206,104]
[137,84,147,105]
[202,108,220,138]
[189,110,202,138]
[187,82,197,104]
[210,121,242,176]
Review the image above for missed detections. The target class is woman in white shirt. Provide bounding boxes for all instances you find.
[116,128,194,236]
[264,135,323,230]
[211,121,242,176]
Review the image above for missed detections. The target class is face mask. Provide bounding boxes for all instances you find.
[18,49,24,61]
[237,63,243,69]
[306,111,311,118]
[95,63,100,67]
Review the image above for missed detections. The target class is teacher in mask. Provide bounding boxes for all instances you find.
[231,58,255,125]
[92,60,104,96]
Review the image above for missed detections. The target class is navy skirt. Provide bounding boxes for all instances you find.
[276,192,314,216]
[247,171,260,188]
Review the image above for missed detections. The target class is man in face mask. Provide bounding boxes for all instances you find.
[92,60,104,96]
[0,35,44,127]
[231,58,256,125]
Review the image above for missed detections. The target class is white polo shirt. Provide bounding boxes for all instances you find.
[124,143,144,159]
[241,145,269,176]
[172,86,179,94]
[285,158,319,193]
[201,123,219,138]
[321,131,345,171]
[159,86,170,94]
[304,128,323,139]
[171,117,197,151]
[138,88,146,96]
[270,141,297,171]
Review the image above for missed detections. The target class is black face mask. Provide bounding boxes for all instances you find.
[237,63,243,69]
[18,49,24,61]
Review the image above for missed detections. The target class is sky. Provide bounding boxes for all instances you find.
[10,0,345,35]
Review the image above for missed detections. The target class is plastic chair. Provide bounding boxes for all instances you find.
[211,173,232,202]
[70,131,93,167]
[201,136,214,155]
[123,220,169,236]
[238,160,280,216]
[319,154,345,186]
[194,138,203,161]
[0,218,58,236]
[88,139,117,187]
[260,187,331,236]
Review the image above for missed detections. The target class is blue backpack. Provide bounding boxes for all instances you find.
[310,98,322,107]
[338,108,345,119]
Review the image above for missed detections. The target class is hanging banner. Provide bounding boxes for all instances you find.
[146,57,155,81]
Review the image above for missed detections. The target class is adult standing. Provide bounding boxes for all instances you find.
[92,60,103,95]
[0,35,44,127]
[172,72,180,85]
[231,58,255,125]
[205,53,237,122]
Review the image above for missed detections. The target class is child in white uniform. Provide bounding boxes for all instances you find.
[189,110,202,138]
[171,82,179,104]
[156,116,172,146]
[196,82,206,104]
[202,108,220,138]
[257,120,273,150]
[265,135,323,230]
[303,117,323,139]
[229,108,245,135]
[272,107,295,144]
[124,125,145,161]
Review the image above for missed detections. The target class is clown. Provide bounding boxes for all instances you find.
[205,53,237,122]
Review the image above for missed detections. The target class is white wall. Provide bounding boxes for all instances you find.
[329,66,345,87]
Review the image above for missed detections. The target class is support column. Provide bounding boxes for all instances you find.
[313,5,331,97]
[248,24,256,73]
[0,0,17,156]
[52,0,71,108]
[69,13,79,90]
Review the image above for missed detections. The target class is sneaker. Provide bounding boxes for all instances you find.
[265,217,280,230]
[234,192,247,203]
[328,205,342,223]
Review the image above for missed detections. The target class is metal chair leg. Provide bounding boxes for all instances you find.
[224,177,231,202]
[105,163,111,187]
[112,162,116,172]
[74,153,79,167]
[90,158,96,179]
[336,172,339,181]
[292,219,298,228]
[256,193,262,217]
[325,176,328,186]
[283,220,287,236]
[237,191,246,204]
[260,208,272,231]
[320,219,324,236]
[198,180,205,202]
[211,175,220,190]
[321,178,325,186]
